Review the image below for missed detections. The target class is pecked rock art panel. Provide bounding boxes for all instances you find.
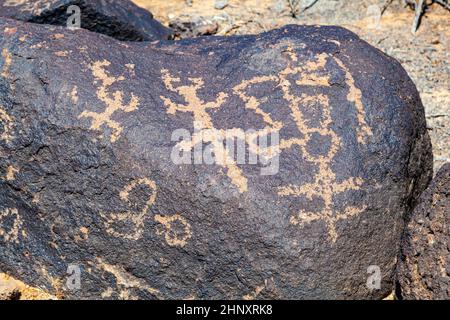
[0,19,433,299]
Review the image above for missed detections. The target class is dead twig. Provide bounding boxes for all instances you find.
[381,0,395,15]
[287,0,320,18]
[426,113,450,118]
[302,0,320,12]
[434,0,450,10]
[287,0,301,18]
[410,0,450,34]
[412,0,425,34]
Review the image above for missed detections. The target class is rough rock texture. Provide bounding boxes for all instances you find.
[0,0,172,41]
[0,18,432,299]
[398,163,449,300]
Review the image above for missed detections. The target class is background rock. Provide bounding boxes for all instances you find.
[214,0,229,10]
[0,0,172,41]
[398,163,449,300]
[169,16,219,38]
[0,18,432,299]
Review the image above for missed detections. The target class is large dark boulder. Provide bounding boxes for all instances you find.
[398,164,449,300]
[0,18,432,299]
[0,0,172,41]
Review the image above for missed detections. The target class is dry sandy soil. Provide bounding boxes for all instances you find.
[135,0,449,174]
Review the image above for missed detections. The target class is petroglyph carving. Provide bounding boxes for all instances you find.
[334,58,373,143]
[95,257,161,299]
[160,70,247,192]
[0,106,13,142]
[1,48,12,78]
[242,277,275,300]
[100,179,193,246]
[154,213,192,248]
[160,47,372,242]
[79,60,139,143]
[70,85,78,104]
[233,76,283,162]
[100,178,157,241]
[0,208,23,244]
[276,47,371,243]
[5,164,18,181]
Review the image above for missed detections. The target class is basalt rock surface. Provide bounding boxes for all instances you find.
[0,18,432,299]
[0,0,172,41]
[398,163,449,300]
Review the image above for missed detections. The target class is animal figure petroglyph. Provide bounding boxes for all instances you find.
[79,60,139,143]
[1,48,12,78]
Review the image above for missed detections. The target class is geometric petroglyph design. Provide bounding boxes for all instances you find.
[160,46,373,243]
[154,213,192,248]
[100,178,193,247]
[0,208,23,244]
[78,60,140,143]
[276,48,372,243]
[100,178,157,241]
[0,106,13,143]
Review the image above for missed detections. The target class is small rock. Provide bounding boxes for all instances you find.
[214,0,229,10]
[169,17,219,38]
[195,21,219,36]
